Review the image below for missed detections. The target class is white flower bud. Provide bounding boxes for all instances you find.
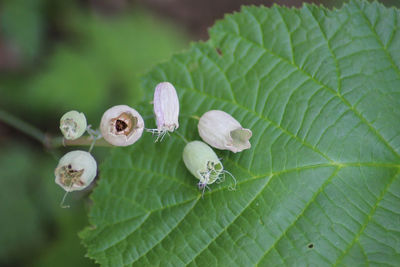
[149,82,179,141]
[100,105,144,146]
[60,110,87,140]
[55,150,97,192]
[182,141,236,194]
[198,110,252,153]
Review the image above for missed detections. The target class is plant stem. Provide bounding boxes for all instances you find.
[0,109,111,149]
[50,136,111,148]
[0,109,47,144]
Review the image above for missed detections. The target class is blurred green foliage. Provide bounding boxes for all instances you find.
[24,11,187,123]
[0,143,51,264]
[0,2,187,266]
[0,0,45,62]
[0,6,187,127]
[0,143,96,267]
[2,0,398,266]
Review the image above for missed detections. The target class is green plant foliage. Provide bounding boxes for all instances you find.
[0,9,187,122]
[81,1,400,265]
[0,0,45,61]
[0,142,95,266]
[0,144,49,263]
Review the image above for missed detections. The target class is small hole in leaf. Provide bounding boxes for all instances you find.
[216,48,222,56]
[307,243,314,249]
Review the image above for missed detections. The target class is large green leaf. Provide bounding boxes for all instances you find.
[81,1,400,265]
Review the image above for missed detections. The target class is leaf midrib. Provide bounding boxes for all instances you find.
[217,8,400,160]
[93,161,400,265]
[333,168,400,266]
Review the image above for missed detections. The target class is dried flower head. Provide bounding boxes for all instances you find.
[182,140,236,196]
[55,150,97,192]
[148,82,179,141]
[198,110,252,153]
[100,105,144,146]
[60,110,87,140]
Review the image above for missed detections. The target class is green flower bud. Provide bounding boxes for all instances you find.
[183,141,236,195]
[60,110,87,140]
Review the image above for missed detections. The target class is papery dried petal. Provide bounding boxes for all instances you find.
[198,110,252,153]
[150,82,179,140]
[55,150,97,192]
[100,105,144,146]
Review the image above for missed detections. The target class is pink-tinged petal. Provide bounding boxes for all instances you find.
[198,110,252,153]
[153,82,179,132]
[100,105,144,146]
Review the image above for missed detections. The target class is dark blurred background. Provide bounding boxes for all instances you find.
[0,0,398,266]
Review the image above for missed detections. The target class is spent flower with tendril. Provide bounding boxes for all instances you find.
[182,140,236,196]
[55,150,97,192]
[100,105,145,146]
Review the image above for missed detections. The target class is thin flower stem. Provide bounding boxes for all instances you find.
[0,109,111,149]
[0,109,47,145]
[51,136,111,148]
[60,188,72,208]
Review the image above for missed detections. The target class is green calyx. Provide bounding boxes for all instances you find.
[60,110,87,140]
[182,141,223,185]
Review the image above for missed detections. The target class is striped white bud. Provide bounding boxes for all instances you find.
[198,110,252,153]
[149,82,179,141]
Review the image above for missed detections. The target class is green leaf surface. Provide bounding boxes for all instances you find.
[81,1,400,266]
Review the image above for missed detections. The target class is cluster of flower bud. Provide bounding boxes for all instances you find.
[56,104,146,193]
[54,82,178,193]
[182,104,252,195]
[54,81,252,199]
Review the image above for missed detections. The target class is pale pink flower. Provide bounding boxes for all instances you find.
[149,82,179,141]
[100,105,144,146]
[198,110,252,153]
